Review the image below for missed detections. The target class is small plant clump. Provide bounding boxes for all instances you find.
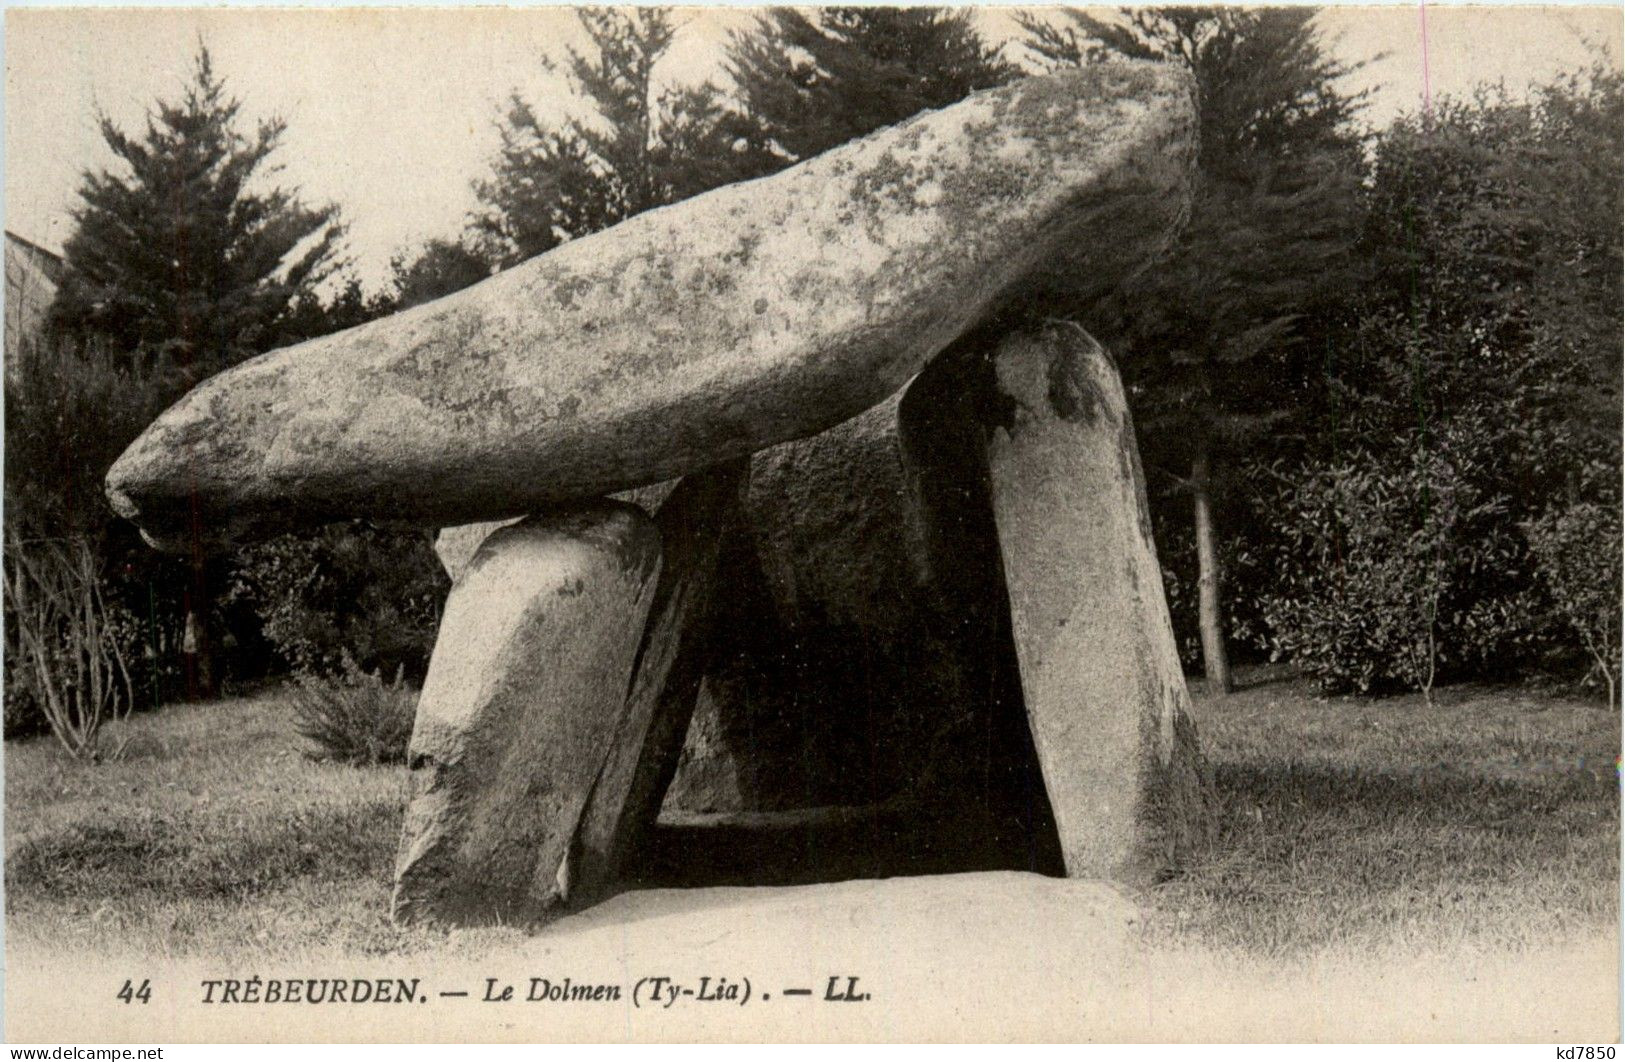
[1523,488,1624,706]
[288,654,417,766]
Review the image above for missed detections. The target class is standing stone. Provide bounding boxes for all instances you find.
[569,461,749,906]
[393,501,661,926]
[433,519,513,583]
[983,325,1216,883]
[105,63,1197,553]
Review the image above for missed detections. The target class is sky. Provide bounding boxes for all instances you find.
[5,4,1621,294]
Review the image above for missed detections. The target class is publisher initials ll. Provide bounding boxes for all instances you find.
[825,977,868,1002]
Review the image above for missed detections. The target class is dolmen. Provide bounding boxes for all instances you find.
[108,62,1218,927]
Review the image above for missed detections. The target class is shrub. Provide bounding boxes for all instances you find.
[1,531,139,759]
[3,339,183,536]
[4,681,47,739]
[229,521,448,682]
[3,338,189,736]
[1258,422,1536,697]
[287,654,416,766]
[1524,484,1623,704]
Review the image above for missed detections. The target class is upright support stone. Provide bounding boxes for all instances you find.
[569,461,749,905]
[393,501,661,926]
[983,325,1216,883]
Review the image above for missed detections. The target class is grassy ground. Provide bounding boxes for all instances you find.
[4,669,1618,964]
[3,690,497,962]
[1152,669,1619,957]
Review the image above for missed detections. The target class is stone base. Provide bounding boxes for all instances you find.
[400,327,1217,923]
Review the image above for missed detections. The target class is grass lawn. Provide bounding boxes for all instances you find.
[5,669,1618,965]
[1152,670,1618,957]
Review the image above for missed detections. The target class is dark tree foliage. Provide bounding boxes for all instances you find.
[475,8,1014,261]
[229,520,448,683]
[3,341,176,541]
[473,8,742,263]
[1,335,222,723]
[1020,7,1368,690]
[272,277,395,350]
[388,239,493,310]
[1023,7,1360,177]
[1020,7,1368,466]
[1352,67,1624,483]
[724,7,1017,176]
[1255,66,1624,697]
[50,46,343,374]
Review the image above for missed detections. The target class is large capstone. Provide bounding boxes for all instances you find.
[106,62,1196,553]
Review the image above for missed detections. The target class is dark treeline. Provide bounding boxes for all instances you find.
[6,8,1620,751]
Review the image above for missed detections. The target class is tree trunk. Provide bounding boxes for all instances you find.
[182,560,218,701]
[1192,449,1233,695]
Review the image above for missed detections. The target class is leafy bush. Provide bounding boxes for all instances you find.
[1523,483,1623,704]
[229,522,447,682]
[288,654,416,766]
[2,532,141,758]
[1258,422,1536,697]
[3,339,183,535]
[3,338,192,734]
[1251,65,1622,697]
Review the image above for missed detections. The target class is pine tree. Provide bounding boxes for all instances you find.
[388,239,493,310]
[724,8,1017,177]
[1020,7,1368,693]
[51,45,343,374]
[472,8,742,263]
[474,8,1015,261]
[39,44,347,699]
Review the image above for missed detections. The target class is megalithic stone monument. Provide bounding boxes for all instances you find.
[106,61,1218,927]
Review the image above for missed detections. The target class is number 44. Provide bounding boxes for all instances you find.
[117,979,152,1004]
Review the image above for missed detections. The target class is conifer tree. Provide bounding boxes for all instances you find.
[51,45,342,373]
[724,8,1017,176]
[473,8,741,263]
[1021,7,1367,692]
[474,8,1014,260]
